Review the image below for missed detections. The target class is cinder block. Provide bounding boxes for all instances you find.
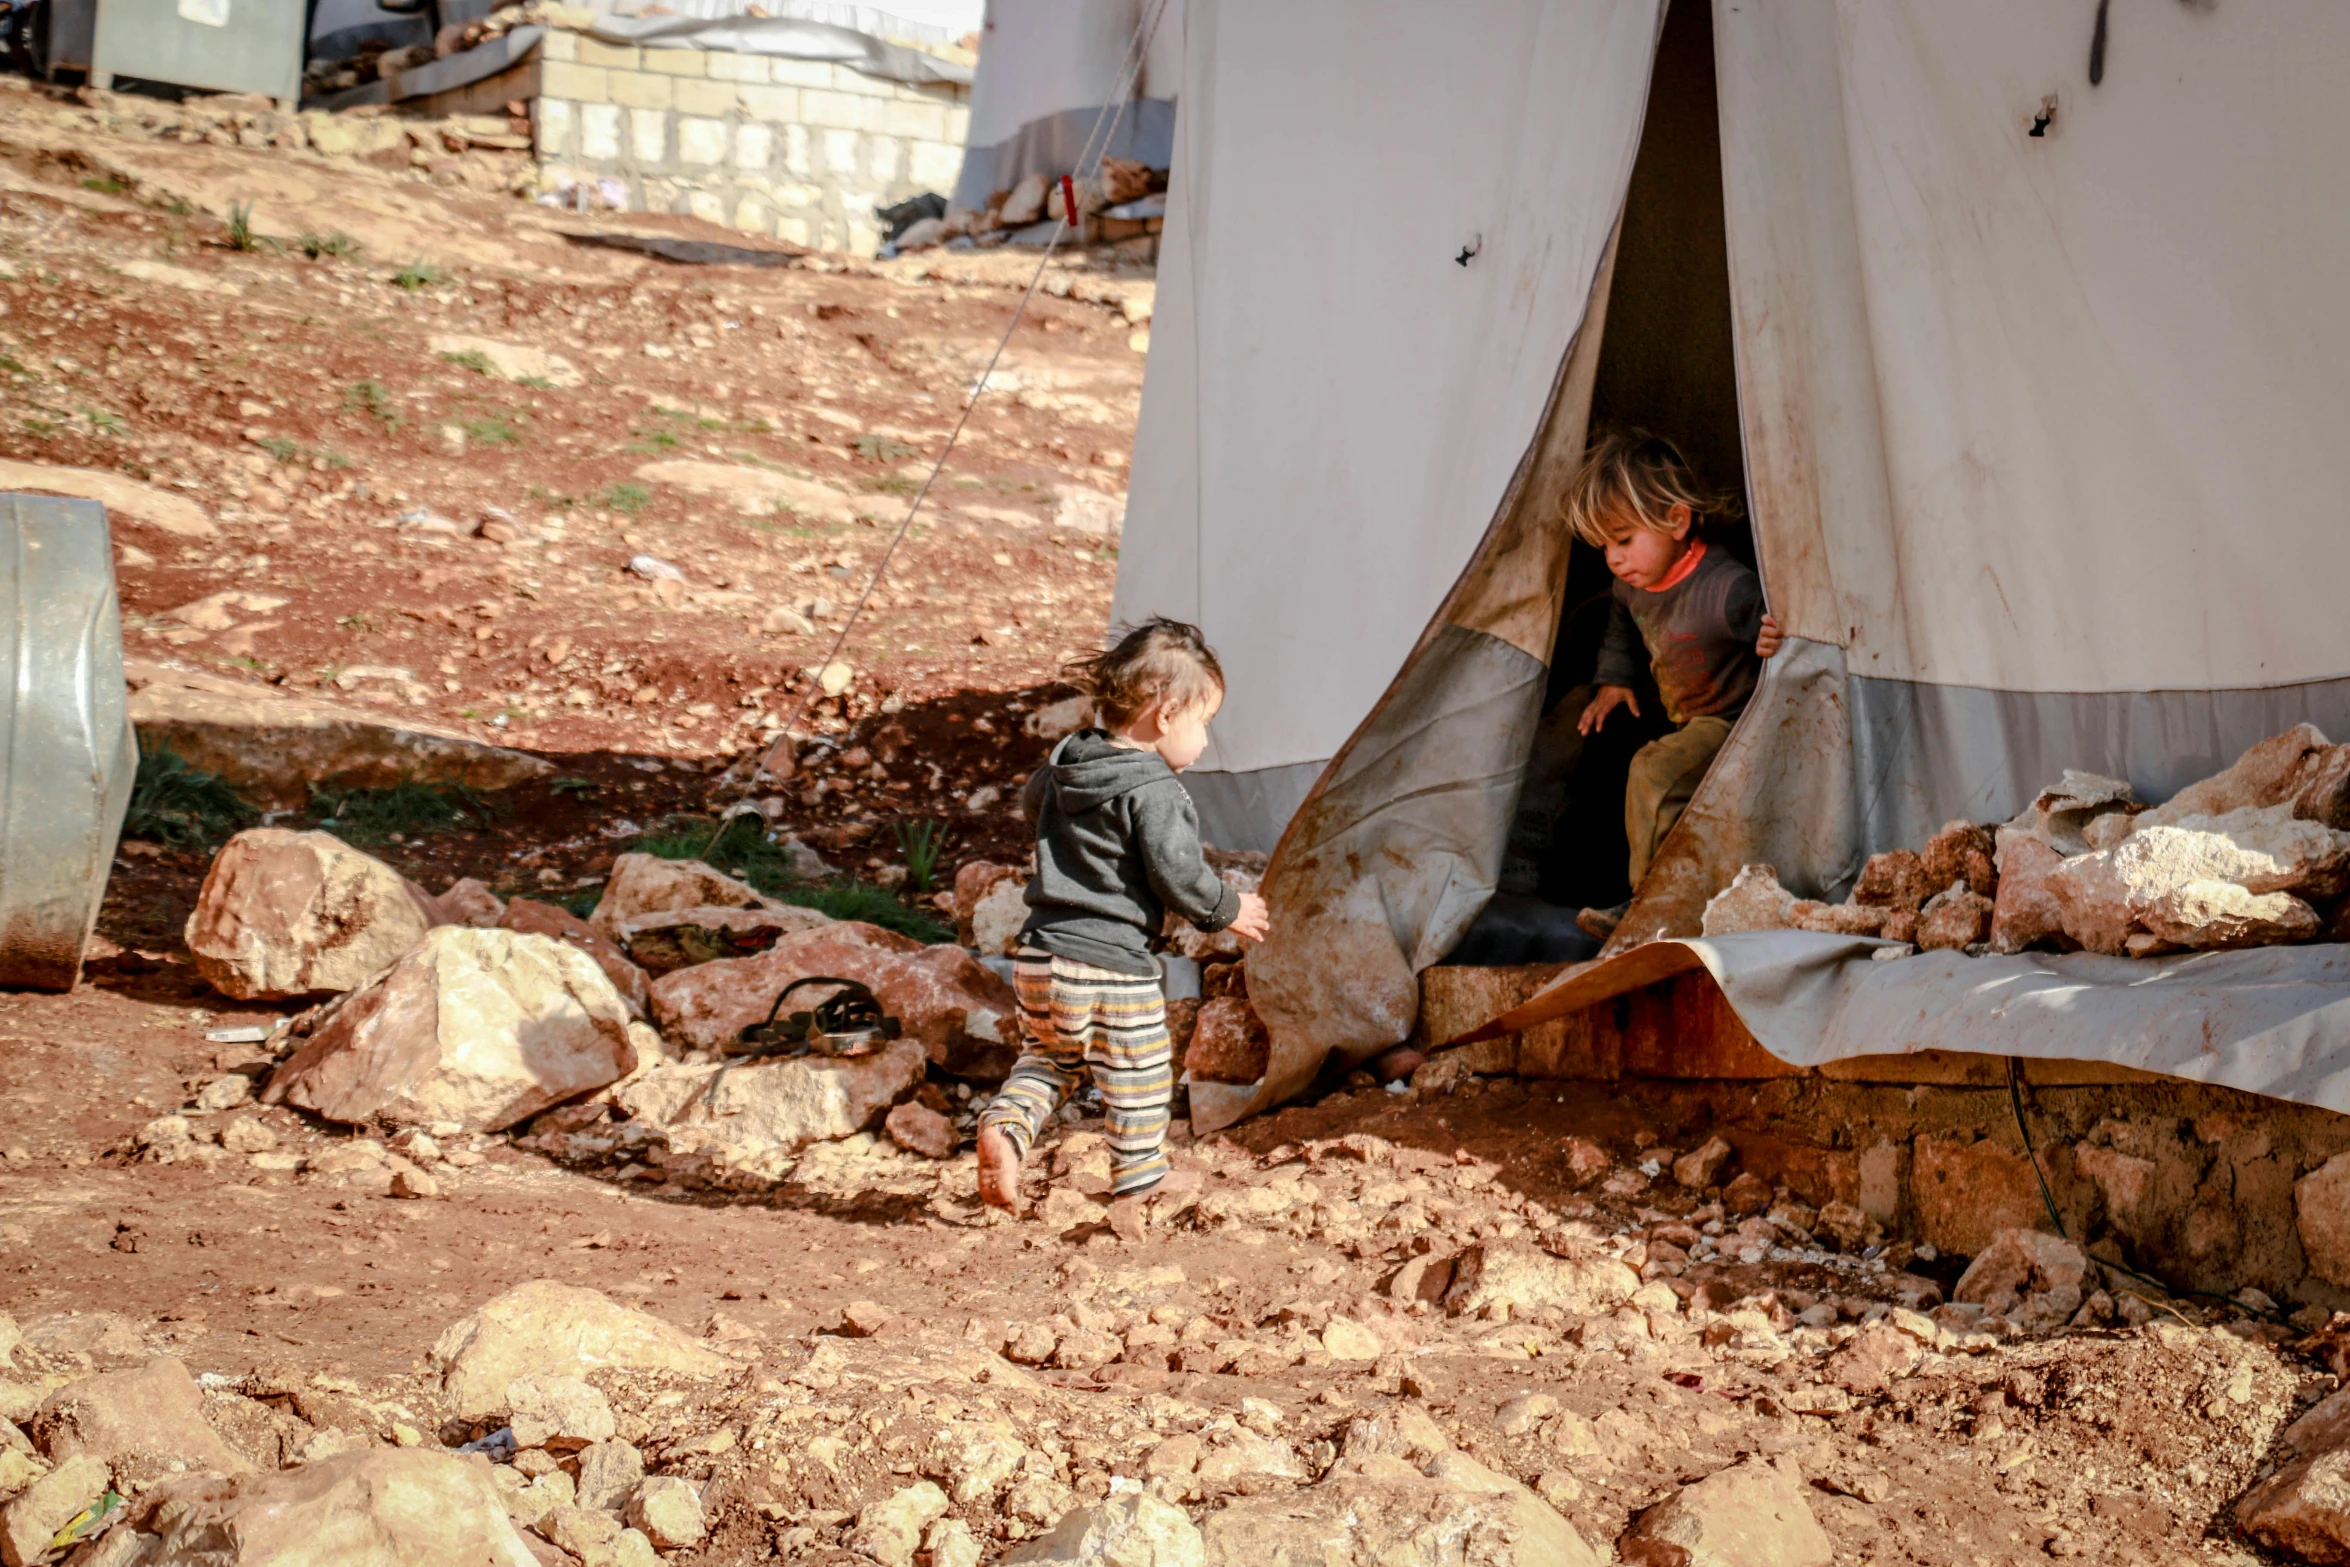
[630,106,667,163]
[641,47,707,77]
[674,77,738,117]
[534,97,576,156]
[778,122,811,178]
[732,194,770,233]
[739,84,800,123]
[686,190,726,224]
[777,215,812,246]
[677,117,728,166]
[800,88,875,131]
[866,134,902,184]
[580,103,622,161]
[767,57,835,88]
[821,127,861,177]
[908,140,962,190]
[607,70,674,111]
[734,122,773,170]
[538,60,608,105]
[705,51,770,84]
[539,30,578,62]
[879,99,945,142]
[576,38,640,70]
[943,104,970,142]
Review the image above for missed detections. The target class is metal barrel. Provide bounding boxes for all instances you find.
[0,494,136,990]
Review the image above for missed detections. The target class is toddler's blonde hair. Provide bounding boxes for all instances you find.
[1560,428,1738,550]
[1065,616,1225,729]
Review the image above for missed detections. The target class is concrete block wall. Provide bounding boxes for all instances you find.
[533,31,969,256]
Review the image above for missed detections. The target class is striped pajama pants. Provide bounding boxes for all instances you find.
[977,948,1172,1197]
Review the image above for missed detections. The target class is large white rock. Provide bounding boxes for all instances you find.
[2140,725,2331,828]
[970,877,1030,957]
[648,923,1017,1079]
[589,854,772,942]
[185,829,435,1001]
[266,928,637,1133]
[2005,770,2138,855]
[1007,1491,1205,1567]
[1701,864,1799,937]
[2045,819,2337,955]
[431,1281,726,1421]
[33,1357,250,1483]
[1440,1242,1640,1319]
[615,1038,926,1169]
[1201,1454,1602,1567]
[1619,1457,1832,1567]
[616,904,836,976]
[103,1449,540,1567]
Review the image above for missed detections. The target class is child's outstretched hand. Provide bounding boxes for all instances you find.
[1578,684,1640,735]
[1230,891,1271,943]
[1756,613,1784,660]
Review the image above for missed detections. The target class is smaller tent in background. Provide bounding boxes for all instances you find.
[952,0,1181,211]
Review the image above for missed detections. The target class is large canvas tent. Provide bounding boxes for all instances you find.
[1110,0,2350,1128]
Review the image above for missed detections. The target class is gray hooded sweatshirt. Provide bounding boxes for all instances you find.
[1017,728,1240,976]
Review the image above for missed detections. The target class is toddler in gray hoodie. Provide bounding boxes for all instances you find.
[977,618,1271,1235]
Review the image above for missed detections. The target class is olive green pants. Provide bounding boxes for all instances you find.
[1625,715,1734,889]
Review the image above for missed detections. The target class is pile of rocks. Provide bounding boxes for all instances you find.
[168,826,1026,1195]
[306,0,591,95]
[1703,725,2350,958]
[67,88,537,197]
[899,159,1171,255]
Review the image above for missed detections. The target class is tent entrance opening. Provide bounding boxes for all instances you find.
[1453,0,1750,965]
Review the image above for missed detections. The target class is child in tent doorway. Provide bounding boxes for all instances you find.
[976,616,1272,1239]
[1567,430,1781,941]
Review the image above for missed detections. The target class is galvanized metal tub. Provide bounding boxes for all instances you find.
[0,494,136,990]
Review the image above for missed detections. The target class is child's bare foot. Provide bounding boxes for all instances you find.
[1109,1193,1146,1244]
[977,1125,1025,1213]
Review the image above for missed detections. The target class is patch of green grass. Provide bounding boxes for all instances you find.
[440,348,498,376]
[634,814,951,942]
[225,202,273,252]
[515,375,556,391]
[558,883,603,918]
[460,415,522,446]
[164,198,193,217]
[307,778,500,846]
[83,174,130,195]
[301,231,360,261]
[83,408,125,436]
[852,433,917,463]
[551,776,598,796]
[391,260,446,292]
[625,424,682,455]
[786,878,951,942]
[860,473,918,497]
[336,612,376,633]
[602,482,652,516]
[344,379,399,430]
[123,744,255,851]
[0,356,30,379]
[893,818,946,892]
[257,435,300,462]
[317,449,352,470]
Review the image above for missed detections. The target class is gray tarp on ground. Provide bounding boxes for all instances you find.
[1464,932,2350,1116]
[951,98,1176,212]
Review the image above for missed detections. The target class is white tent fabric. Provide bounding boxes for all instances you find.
[1109,0,2350,1129]
[1116,0,1665,848]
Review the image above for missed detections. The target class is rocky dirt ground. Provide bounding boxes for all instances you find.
[2,71,2348,1567]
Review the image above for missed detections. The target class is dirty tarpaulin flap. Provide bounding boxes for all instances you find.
[583,16,972,87]
[560,233,805,267]
[1441,930,2350,1116]
[313,27,546,110]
